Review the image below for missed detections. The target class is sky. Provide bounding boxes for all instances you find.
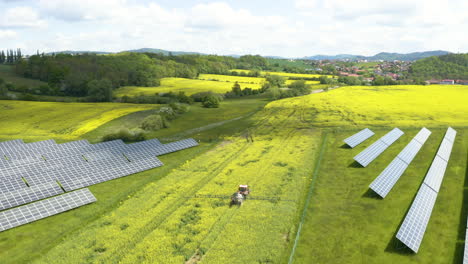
[0,0,466,57]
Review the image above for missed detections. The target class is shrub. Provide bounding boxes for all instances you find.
[102,127,145,142]
[140,114,169,131]
[169,102,190,114]
[190,91,222,102]
[202,95,220,108]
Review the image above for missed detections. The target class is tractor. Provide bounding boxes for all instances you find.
[190,184,292,206]
[230,185,250,206]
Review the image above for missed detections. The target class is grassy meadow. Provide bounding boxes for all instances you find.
[293,128,468,263]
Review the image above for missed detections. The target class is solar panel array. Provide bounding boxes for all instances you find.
[0,188,96,232]
[396,127,457,253]
[344,128,375,148]
[369,128,431,198]
[354,128,404,167]
[0,137,197,206]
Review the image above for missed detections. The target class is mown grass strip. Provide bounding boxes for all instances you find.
[288,132,328,264]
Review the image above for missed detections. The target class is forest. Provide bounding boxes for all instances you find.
[13,53,270,97]
[408,53,468,80]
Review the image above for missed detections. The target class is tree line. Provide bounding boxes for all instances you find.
[12,53,272,101]
[408,53,468,80]
[0,49,22,64]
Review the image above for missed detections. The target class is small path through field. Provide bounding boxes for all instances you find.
[311,86,340,94]
[161,112,256,141]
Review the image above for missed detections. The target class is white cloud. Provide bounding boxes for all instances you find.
[0,30,17,39]
[0,6,46,28]
[39,0,127,21]
[1,0,466,56]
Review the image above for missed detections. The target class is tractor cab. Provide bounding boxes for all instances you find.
[238,185,250,196]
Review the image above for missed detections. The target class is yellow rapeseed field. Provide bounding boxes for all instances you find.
[230,69,334,79]
[268,85,468,127]
[198,74,266,84]
[200,74,320,86]
[114,77,262,97]
[0,100,156,141]
[33,96,321,264]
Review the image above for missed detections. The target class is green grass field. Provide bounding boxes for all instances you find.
[85,96,270,142]
[293,128,467,263]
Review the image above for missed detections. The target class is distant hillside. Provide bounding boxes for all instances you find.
[123,48,205,56]
[370,50,450,61]
[408,53,468,80]
[46,50,112,55]
[303,54,363,60]
[303,50,450,61]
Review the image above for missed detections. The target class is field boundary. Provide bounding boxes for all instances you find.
[287,131,328,264]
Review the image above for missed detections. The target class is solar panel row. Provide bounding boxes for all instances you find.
[0,139,24,150]
[343,128,375,148]
[395,184,437,253]
[396,127,457,253]
[0,138,197,208]
[0,182,64,211]
[369,128,431,198]
[354,128,404,167]
[0,188,96,232]
[0,139,56,156]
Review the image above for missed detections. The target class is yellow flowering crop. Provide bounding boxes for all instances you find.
[0,100,156,141]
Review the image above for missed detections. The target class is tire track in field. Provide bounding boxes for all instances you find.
[188,112,302,263]
[105,141,252,263]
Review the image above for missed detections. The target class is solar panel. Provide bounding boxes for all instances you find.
[397,140,424,164]
[396,184,437,253]
[396,127,456,253]
[380,128,405,146]
[354,128,404,167]
[445,127,457,143]
[423,157,448,193]
[436,138,454,162]
[0,182,64,211]
[0,140,24,151]
[369,159,408,198]
[0,188,96,232]
[353,141,388,167]
[369,128,431,198]
[0,138,196,196]
[413,128,431,145]
[343,128,375,148]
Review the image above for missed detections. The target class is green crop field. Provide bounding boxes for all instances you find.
[0,100,156,141]
[1,82,467,263]
[114,77,262,97]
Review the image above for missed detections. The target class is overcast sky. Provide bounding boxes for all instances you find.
[0,0,466,57]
